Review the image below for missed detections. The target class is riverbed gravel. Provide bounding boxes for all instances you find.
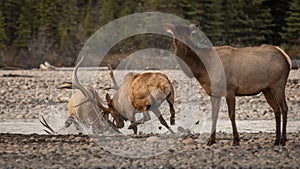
[0,69,299,120]
[0,69,299,168]
[0,132,299,168]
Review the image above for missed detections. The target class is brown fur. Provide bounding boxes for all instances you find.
[165,23,291,146]
[106,72,175,134]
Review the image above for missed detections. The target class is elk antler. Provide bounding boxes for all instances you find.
[100,64,119,90]
[39,116,55,134]
[71,57,119,133]
[57,81,72,89]
[72,56,106,126]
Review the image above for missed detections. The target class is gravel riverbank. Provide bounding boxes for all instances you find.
[0,69,299,168]
[0,69,299,120]
[1,132,300,168]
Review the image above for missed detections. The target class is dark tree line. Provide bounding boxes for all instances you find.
[0,0,299,68]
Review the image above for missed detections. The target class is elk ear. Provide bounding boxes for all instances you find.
[164,23,175,36]
[193,21,200,28]
[189,24,198,35]
[189,23,198,34]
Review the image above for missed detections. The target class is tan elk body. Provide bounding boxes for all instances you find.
[65,85,108,132]
[40,56,119,134]
[105,71,176,134]
[164,23,291,146]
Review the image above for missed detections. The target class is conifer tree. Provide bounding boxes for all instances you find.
[99,0,121,26]
[223,0,273,46]
[0,11,6,50]
[201,0,225,45]
[36,0,61,42]
[177,0,204,24]
[265,0,289,45]
[2,0,23,45]
[223,0,240,45]
[58,0,78,48]
[13,0,36,48]
[281,0,300,45]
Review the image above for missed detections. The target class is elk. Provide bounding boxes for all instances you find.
[40,56,119,134]
[104,70,176,134]
[164,23,292,146]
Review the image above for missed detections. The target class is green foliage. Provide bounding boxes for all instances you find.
[13,0,35,48]
[265,0,289,45]
[2,0,23,45]
[58,0,78,48]
[222,0,273,46]
[99,0,121,25]
[0,11,6,50]
[281,0,300,45]
[0,0,298,68]
[201,0,225,45]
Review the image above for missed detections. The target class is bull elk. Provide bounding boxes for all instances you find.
[40,56,119,134]
[164,23,292,146]
[104,70,176,134]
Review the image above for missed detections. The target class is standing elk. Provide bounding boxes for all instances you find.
[40,56,120,134]
[164,23,292,146]
[103,70,176,134]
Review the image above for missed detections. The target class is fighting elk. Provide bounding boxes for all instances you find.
[164,23,292,146]
[40,56,119,134]
[104,70,176,134]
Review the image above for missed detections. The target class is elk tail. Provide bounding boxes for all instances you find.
[275,46,292,69]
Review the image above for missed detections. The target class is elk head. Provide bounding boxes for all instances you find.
[164,23,199,44]
[105,93,125,128]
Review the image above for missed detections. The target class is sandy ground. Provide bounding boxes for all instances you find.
[0,69,299,168]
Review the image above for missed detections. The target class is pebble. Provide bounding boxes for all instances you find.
[146,136,160,142]
[182,138,194,144]
[0,70,299,121]
[0,70,299,168]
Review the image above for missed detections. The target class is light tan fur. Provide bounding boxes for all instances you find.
[40,56,119,134]
[105,71,175,134]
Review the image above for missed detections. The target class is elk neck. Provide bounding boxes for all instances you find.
[174,38,218,95]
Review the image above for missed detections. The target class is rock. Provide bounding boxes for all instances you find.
[182,138,194,144]
[146,136,160,142]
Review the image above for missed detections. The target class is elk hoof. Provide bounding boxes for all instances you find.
[232,138,240,146]
[206,139,216,146]
[280,137,287,146]
[232,141,240,146]
[128,122,141,129]
[170,118,175,125]
[274,139,280,146]
[128,124,135,129]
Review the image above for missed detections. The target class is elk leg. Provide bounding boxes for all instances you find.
[226,91,239,146]
[271,87,288,146]
[129,121,138,134]
[262,89,281,145]
[152,108,175,134]
[167,96,175,125]
[65,116,75,128]
[128,112,151,130]
[207,96,221,146]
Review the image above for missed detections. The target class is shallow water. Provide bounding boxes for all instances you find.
[1,118,299,134]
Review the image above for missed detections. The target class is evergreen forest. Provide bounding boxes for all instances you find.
[0,0,299,68]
